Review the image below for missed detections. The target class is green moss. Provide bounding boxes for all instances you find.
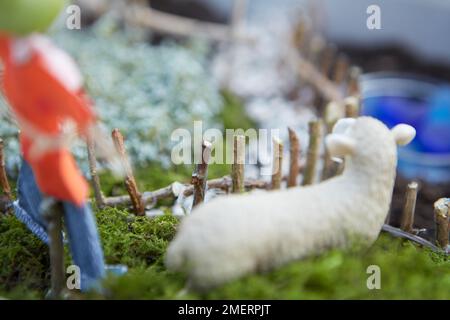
[98,163,191,198]
[218,90,256,131]
[1,205,448,300]
[94,234,449,300]
[0,214,50,295]
[1,90,447,300]
[96,207,178,268]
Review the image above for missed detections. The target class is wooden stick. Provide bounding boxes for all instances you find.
[320,44,337,78]
[86,136,105,208]
[302,120,322,186]
[192,141,212,207]
[294,52,344,103]
[344,96,360,118]
[231,0,247,38]
[111,129,145,216]
[347,66,362,97]
[287,127,300,188]
[322,104,342,182]
[126,4,253,43]
[332,54,349,85]
[400,181,419,233]
[231,135,245,193]
[271,137,283,190]
[41,198,65,299]
[0,139,12,201]
[292,18,308,53]
[434,198,449,249]
[323,101,343,133]
[101,175,272,207]
[308,35,326,66]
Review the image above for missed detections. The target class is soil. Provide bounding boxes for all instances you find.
[149,0,228,24]
[390,175,450,242]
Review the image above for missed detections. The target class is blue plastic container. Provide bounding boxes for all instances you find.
[361,73,450,183]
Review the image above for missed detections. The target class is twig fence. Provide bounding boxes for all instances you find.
[0,23,448,254]
[0,11,448,298]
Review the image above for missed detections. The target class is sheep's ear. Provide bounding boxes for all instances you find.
[391,124,416,146]
[326,134,356,157]
[332,118,356,134]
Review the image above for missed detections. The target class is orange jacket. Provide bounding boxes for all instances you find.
[0,33,95,206]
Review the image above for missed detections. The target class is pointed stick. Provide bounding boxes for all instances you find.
[292,18,308,52]
[400,181,419,233]
[320,44,337,78]
[344,96,360,118]
[302,120,322,186]
[332,54,349,85]
[295,52,344,103]
[287,128,300,188]
[308,35,326,66]
[0,139,12,201]
[231,135,245,193]
[192,140,212,207]
[111,129,145,216]
[347,66,362,97]
[434,198,449,249]
[86,136,105,209]
[231,0,247,38]
[41,198,65,299]
[271,137,283,190]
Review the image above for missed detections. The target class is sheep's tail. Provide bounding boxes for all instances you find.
[165,240,187,272]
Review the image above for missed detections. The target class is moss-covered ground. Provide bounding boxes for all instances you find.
[1,208,448,300]
[0,92,448,299]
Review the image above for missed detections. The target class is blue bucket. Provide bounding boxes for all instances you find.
[361,73,450,183]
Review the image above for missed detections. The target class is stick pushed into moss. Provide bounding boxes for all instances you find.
[271,137,283,190]
[86,136,105,209]
[0,139,12,202]
[231,0,248,38]
[232,135,245,193]
[287,128,300,188]
[400,181,418,233]
[321,102,343,181]
[332,54,349,85]
[347,66,361,97]
[41,198,65,299]
[192,140,212,207]
[320,44,336,78]
[112,129,145,216]
[434,198,449,249]
[302,120,322,186]
[344,96,360,118]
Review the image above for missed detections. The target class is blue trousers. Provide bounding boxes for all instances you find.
[13,159,106,292]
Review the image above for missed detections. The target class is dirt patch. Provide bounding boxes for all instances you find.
[390,175,450,242]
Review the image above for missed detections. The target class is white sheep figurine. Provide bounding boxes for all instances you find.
[166,117,416,289]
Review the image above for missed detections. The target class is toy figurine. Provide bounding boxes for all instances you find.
[0,0,125,294]
[166,117,416,289]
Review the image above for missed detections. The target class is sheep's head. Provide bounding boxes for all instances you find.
[325,117,416,163]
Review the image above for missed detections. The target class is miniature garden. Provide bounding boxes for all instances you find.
[0,1,448,300]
